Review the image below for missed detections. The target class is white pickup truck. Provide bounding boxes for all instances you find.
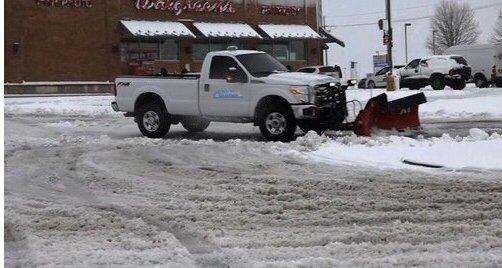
[112,49,349,141]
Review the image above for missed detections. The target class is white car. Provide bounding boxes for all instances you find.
[364,66,405,89]
[366,66,391,89]
[297,65,342,80]
[399,55,471,90]
[112,49,349,142]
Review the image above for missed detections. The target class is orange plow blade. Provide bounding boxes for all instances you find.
[353,93,427,136]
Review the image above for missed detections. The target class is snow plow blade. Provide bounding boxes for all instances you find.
[353,93,427,136]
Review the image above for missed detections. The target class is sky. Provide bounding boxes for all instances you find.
[322,0,502,77]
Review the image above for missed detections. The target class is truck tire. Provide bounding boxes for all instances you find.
[181,117,210,133]
[136,103,170,138]
[367,81,376,89]
[298,122,327,135]
[452,79,466,90]
[258,104,297,142]
[431,76,445,91]
[474,74,488,88]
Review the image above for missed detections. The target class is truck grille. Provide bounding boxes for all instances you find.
[311,83,349,125]
[314,83,346,107]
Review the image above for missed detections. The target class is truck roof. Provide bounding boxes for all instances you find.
[423,55,463,60]
[208,50,266,57]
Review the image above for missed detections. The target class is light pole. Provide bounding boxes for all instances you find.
[385,0,393,70]
[404,23,411,64]
[432,30,438,55]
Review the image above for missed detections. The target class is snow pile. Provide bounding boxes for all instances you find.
[4,96,119,117]
[305,129,502,172]
[292,131,332,151]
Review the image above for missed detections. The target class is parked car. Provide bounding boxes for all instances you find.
[398,55,471,90]
[112,49,350,142]
[358,78,368,89]
[365,65,405,89]
[445,44,502,88]
[297,65,343,80]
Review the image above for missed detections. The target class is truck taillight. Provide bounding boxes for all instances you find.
[112,83,117,96]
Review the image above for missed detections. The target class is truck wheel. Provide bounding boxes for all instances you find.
[452,79,466,90]
[298,122,327,135]
[367,81,376,89]
[431,76,445,91]
[259,105,297,142]
[474,75,488,88]
[181,117,210,133]
[136,103,170,138]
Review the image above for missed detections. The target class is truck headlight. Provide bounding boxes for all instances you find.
[290,86,309,103]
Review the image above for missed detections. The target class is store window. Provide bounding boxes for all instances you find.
[273,42,289,61]
[193,41,246,61]
[160,39,179,61]
[257,44,273,56]
[257,41,306,61]
[120,39,179,62]
[193,43,210,61]
[289,40,306,61]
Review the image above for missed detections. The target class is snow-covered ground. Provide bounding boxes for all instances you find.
[4,87,502,267]
[303,130,502,172]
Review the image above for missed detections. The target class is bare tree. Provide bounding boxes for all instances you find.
[426,0,480,55]
[491,10,502,44]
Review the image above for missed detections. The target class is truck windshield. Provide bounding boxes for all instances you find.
[236,53,288,77]
[451,56,468,66]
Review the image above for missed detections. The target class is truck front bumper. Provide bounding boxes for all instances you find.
[291,104,317,120]
[292,104,348,127]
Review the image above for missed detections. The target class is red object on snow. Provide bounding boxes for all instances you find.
[354,93,427,136]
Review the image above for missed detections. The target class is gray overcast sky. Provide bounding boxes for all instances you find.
[322,0,502,76]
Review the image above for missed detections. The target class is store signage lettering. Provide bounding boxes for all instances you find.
[261,5,301,16]
[35,0,93,8]
[135,0,236,16]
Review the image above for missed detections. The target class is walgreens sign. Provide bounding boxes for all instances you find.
[135,0,236,16]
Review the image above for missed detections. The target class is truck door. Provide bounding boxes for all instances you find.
[400,59,421,86]
[200,56,250,117]
[376,67,390,87]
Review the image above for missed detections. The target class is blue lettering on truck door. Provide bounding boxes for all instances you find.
[213,89,243,100]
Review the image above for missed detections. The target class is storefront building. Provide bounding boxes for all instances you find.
[5,0,344,83]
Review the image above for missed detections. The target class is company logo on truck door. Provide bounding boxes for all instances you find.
[213,89,243,100]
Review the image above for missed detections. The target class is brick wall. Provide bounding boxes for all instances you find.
[5,0,322,83]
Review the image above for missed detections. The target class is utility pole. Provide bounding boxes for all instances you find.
[432,30,438,55]
[385,0,393,70]
[323,16,328,66]
[404,23,411,64]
